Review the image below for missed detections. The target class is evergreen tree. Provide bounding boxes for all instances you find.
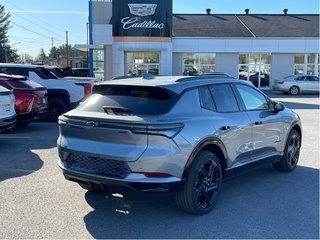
[0,4,18,62]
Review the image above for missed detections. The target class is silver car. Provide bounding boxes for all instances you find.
[273,75,319,95]
[57,76,302,215]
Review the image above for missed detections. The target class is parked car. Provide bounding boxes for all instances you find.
[0,73,48,126]
[194,72,234,78]
[44,66,98,83]
[0,85,16,132]
[57,76,302,215]
[0,63,93,121]
[273,75,320,95]
[249,73,270,88]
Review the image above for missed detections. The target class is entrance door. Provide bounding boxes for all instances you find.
[125,52,160,76]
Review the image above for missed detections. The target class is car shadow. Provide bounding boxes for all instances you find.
[82,165,319,239]
[0,122,58,182]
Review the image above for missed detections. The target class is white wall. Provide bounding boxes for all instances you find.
[271,54,295,83]
[215,53,238,78]
[172,53,183,75]
[172,38,319,53]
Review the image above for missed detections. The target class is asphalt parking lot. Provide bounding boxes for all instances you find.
[0,91,319,239]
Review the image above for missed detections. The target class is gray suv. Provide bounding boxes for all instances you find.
[57,76,302,215]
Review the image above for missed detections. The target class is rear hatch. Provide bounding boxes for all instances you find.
[58,84,179,162]
[6,77,48,110]
[0,86,15,118]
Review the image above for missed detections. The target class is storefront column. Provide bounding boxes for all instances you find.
[104,45,112,80]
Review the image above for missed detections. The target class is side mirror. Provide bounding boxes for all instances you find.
[273,101,285,114]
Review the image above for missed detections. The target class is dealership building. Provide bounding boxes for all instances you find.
[88,0,319,89]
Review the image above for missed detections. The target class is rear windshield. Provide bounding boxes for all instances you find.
[77,85,178,116]
[39,68,58,79]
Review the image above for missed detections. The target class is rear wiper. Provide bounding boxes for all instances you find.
[102,106,133,114]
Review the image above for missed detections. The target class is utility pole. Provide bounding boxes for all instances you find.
[51,37,54,49]
[66,31,69,68]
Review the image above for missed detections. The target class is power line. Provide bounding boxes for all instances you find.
[4,0,68,34]
[11,21,53,39]
[9,12,65,40]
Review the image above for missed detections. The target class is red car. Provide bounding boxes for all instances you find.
[0,73,48,126]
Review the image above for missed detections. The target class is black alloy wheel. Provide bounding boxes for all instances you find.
[195,157,221,209]
[175,151,222,215]
[47,98,68,122]
[273,129,301,172]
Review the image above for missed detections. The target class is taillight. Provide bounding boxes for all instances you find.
[15,95,34,113]
[76,83,92,97]
[277,81,284,84]
[131,123,184,138]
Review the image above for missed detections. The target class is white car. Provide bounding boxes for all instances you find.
[0,85,16,132]
[273,75,319,95]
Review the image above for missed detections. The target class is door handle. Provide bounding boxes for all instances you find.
[254,121,263,125]
[221,126,231,130]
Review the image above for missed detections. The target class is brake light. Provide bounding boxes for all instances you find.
[277,81,284,84]
[76,83,92,97]
[131,123,184,138]
[15,95,34,113]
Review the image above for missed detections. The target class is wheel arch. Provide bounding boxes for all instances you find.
[47,89,71,109]
[183,138,228,179]
[290,123,302,143]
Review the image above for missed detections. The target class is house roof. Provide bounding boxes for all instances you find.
[172,14,319,38]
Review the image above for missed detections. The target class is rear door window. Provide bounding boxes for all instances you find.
[209,84,239,113]
[78,85,178,116]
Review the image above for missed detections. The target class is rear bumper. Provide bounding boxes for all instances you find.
[58,160,183,193]
[0,115,17,131]
[18,107,48,122]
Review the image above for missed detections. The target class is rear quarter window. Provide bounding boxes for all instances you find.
[78,85,178,116]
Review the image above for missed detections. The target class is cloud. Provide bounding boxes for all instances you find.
[8,10,88,14]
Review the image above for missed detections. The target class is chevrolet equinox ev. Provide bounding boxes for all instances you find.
[57,75,302,215]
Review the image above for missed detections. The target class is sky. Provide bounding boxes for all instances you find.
[2,0,319,58]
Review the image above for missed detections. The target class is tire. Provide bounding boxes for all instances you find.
[174,151,222,215]
[47,98,68,122]
[273,129,301,172]
[289,86,300,95]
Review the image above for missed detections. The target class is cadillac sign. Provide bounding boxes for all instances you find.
[112,0,172,37]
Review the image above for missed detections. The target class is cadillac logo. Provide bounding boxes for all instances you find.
[128,4,157,16]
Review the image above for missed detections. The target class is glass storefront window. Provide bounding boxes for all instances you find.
[182,53,216,75]
[239,54,248,64]
[307,65,315,75]
[93,49,104,81]
[294,65,304,75]
[294,54,305,64]
[294,53,317,75]
[125,52,160,76]
[238,53,271,88]
[249,54,260,64]
[261,54,271,64]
